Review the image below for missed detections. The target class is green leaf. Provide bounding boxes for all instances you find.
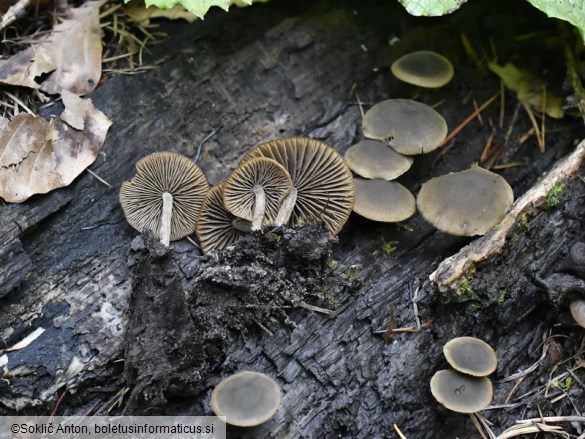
[525,0,585,39]
[396,0,468,16]
[133,0,253,18]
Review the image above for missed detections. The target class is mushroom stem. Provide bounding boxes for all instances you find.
[251,185,266,231]
[232,218,253,233]
[160,191,173,246]
[274,187,297,227]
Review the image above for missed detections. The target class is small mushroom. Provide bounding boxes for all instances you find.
[362,99,448,155]
[196,185,249,254]
[566,242,585,279]
[416,165,514,236]
[210,371,281,427]
[344,139,413,180]
[223,157,292,231]
[391,50,454,88]
[242,137,354,235]
[569,300,585,328]
[443,337,498,377]
[119,152,208,246]
[353,178,416,222]
[430,369,493,414]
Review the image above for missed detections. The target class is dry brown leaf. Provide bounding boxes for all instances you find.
[0,0,105,95]
[0,91,112,203]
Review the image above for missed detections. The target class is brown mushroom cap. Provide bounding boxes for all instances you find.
[443,337,498,377]
[223,157,292,228]
[344,139,413,180]
[210,371,281,427]
[430,369,493,414]
[353,178,416,222]
[242,137,354,235]
[569,300,585,328]
[416,165,514,236]
[196,185,247,254]
[119,152,208,241]
[362,99,448,155]
[391,51,454,88]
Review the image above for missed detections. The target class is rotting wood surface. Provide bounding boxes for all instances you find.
[1,0,584,437]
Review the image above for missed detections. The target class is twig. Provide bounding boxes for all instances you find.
[50,387,68,418]
[254,319,274,337]
[480,132,495,162]
[520,101,544,152]
[431,141,455,167]
[298,302,334,315]
[441,92,499,147]
[393,423,408,439]
[86,169,113,188]
[194,129,217,163]
[411,283,421,330]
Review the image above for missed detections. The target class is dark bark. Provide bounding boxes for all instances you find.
[1,0,584,437]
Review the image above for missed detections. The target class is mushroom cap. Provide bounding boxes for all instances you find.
[242,137,355,235]
[119,152,208,241]
[210,371,281,427]
[569,300,585,328]
[430,369,493,414]
[223,157,292,224]
[362,99,448,155]
[443,337,498,377]
[196,185,246,254]
[391,51,454,88]
[353,178,416,222]
[416,165,514,236]
[344,139,413,180]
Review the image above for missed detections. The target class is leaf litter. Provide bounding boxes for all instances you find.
[0,0,106,96]
[0,91,112,203]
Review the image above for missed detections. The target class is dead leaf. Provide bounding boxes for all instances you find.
[0,91,112,203]
[0,0,105,96]
[124,4,198,27]
[489,62,565,119]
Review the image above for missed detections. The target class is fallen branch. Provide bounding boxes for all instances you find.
[430,140,585,292]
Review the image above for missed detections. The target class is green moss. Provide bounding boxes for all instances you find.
[517,214,530,231]
[545,183,564,210]
[340,265,361,280]
[326,259,338,270]
[496,289,509,305]
[394,222,414,233]
[457,277,474,299]
[550,376,574,390]
[374,239,398,257]
[469,303,481,312]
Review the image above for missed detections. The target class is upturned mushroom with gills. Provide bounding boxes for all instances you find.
[196,184,249,254]
[223,157,292,231]
[119,152,209,246]
[242,137,354,235]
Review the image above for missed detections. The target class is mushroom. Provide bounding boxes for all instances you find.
[362,99,448,155]
[210,371,281,427]
[569,300,585,328]
[430,369,493,414]
[344,139,413,180]
[416,165,514,236]
[119,152,208,246]
[353,178,416,222]
[196,185,251,254]
[391,50,454,88]
[443,337,498,377]
[242,137,354,235]
[566,242,585,279]
[223,157,292,231]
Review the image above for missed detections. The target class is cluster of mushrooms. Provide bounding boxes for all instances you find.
[345,50,515,236]
[430,336,497,414]
[119,137,355,253]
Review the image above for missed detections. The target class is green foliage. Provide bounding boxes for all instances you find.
[546,183,564,209]
[397,0,585,40]
[373,239,398,257]
[496,289,509,305]
[128,0,253,19]
[550,376,574,390]
[457,277,474,299]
